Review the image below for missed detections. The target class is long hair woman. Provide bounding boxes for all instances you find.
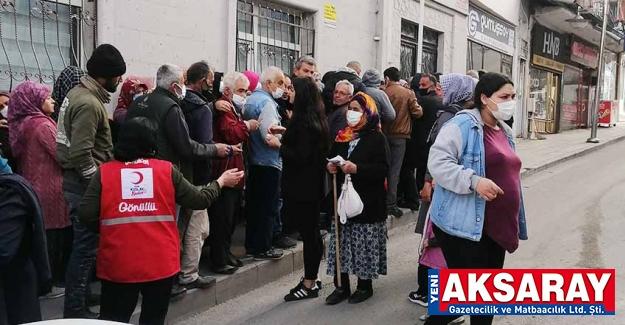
[424,73,527,325]
[281,77,331,301]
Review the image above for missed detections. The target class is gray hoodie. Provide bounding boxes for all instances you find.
[361,69,396,123]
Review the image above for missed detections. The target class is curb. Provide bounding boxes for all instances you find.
[520,134,625,179]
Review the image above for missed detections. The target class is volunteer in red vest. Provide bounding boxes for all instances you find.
[78,117,243,325]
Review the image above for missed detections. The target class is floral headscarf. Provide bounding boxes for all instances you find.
[440,73,477,106]
[8,81,52,159]
[117,78,148,111]
[335,92,380,143]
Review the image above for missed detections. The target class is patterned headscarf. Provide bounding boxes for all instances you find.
[52,66,85,121]
[440,73,477,106]
[117,77,148,111]
[335,92,380,143]
[8,81,53,159]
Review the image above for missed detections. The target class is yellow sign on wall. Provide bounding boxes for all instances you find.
[532,54,565,73]
[324,3,337,29]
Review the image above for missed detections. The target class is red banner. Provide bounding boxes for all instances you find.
[598,101,612,125]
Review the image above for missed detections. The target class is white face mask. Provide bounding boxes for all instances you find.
[174,83,186,100]
[232,94,246,107]
[272,87,285,99]
[488,98,516,121]
[0,106,7,117]
[346,110,363,127]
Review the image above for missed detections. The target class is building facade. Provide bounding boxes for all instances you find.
[0,0,622,133]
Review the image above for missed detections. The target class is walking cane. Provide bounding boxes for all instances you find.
[333,173,342,288]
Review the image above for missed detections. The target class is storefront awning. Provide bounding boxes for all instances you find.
[533,6,624,53]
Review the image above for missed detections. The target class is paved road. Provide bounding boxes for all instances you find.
[178,141,625,325]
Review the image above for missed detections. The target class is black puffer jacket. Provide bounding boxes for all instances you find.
[0,173,51,295]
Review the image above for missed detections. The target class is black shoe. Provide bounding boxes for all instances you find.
[170,283,187,301]
[348,289,373,304]
[228,252,244,268]
[254,248,284,260]
[325,287,351,305]
[398,201,420,211]
[273,234,297,249]
[181,275,217,290]
[408,291,428,307]
[284,280,320,302]
[211,265,238,275]
[86,293,100,307]
[289,278,322,294]
[388,207,404,218]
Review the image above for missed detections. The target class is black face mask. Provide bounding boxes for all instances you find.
[419,88,432,97]
[104,78,119,93]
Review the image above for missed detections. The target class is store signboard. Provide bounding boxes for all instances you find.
[571,37,599,68]
[467,5,515,55]
[532,24,568,72]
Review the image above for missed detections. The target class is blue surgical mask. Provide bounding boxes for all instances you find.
[133,93,143,101]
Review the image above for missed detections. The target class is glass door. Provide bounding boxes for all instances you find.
[529,67,560,133]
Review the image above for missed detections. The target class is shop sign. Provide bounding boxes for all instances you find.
[532,24,568,72]
[467,5,515,56]
[532,54,565,72]
[571,38,599,68]
[324,3,337,29]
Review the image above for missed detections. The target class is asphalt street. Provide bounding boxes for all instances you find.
[178,140,625,325]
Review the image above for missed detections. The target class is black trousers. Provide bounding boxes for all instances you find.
[100,275,175,325]
[283,199,323,280]
[416,264,430,297]
[399,166,419,205]
[245,166,281,254]
[0,255,41,325]
[208,188,242,267]
[424,225,505,325]
[46,227,73,286]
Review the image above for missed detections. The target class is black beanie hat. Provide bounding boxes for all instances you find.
[87,44,126,79]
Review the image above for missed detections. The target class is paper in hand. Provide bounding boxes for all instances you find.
[327,155,346,165]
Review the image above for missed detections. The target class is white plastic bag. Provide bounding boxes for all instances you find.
[337,175,364,224]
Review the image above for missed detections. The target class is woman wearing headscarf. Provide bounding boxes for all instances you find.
[409,74,477,311]
[281,77,330,302]
[113,77,149,125]
[8,81,70,298]
[325,92,389,305]
[51,66,85,122]
[424,73,527,325]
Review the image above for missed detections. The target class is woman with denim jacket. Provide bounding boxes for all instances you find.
[424,73,528,325]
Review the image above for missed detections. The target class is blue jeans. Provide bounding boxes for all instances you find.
[272,197,283,236]
[63,190,98,318]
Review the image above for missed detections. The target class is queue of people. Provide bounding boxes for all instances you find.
[0,41,526,325]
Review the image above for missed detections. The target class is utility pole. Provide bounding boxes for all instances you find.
[588,0,609,143]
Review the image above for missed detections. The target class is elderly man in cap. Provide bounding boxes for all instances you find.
[56,43,126,319]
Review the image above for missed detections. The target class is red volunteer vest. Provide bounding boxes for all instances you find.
[98,158,178,283]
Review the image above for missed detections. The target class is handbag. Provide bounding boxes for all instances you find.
[337,174,364,224]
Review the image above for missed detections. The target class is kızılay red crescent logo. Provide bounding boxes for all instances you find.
[428,269,616,316]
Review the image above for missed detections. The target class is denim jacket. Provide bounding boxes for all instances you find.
[427,108,528,242]
[242,88,282,170]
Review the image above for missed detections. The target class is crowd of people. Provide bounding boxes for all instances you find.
[0,43,527,325]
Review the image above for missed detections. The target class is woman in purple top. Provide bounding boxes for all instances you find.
[425,73,526,325]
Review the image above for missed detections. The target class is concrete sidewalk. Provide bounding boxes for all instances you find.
[39,124,625,324]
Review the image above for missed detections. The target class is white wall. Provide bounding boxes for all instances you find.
[385,0,468,74]
[471,0,520,25]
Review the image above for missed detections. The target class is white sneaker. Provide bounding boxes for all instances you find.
[41,286,65,299]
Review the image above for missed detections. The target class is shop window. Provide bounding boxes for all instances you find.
[467,41,513,78]
[400,19,439,79]
[0,0,86,91]
[236,0,315,73]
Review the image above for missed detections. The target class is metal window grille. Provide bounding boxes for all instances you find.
[236,0,315,73]
[400,19,439,78]
[0,0,96,91]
